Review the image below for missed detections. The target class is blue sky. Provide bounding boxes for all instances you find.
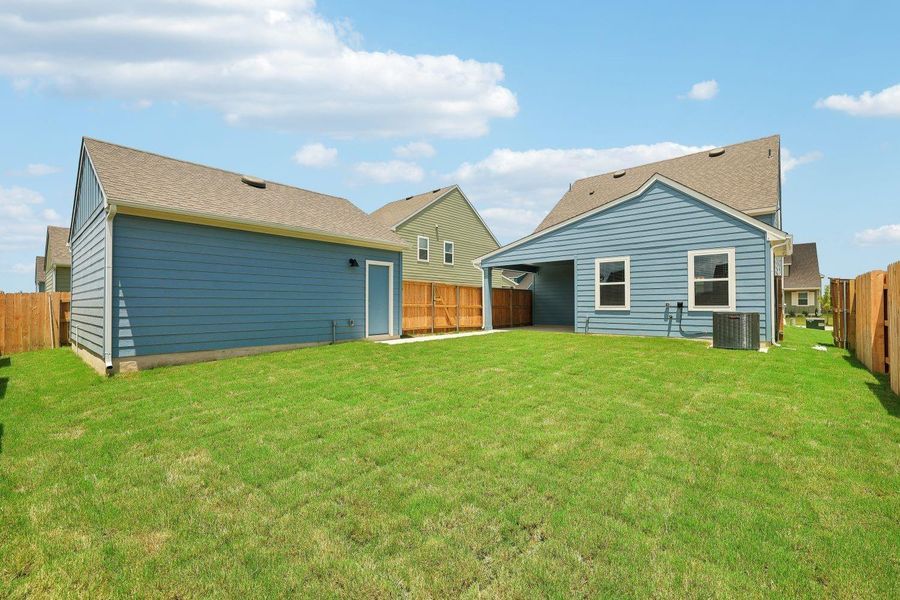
[1,0,898,291]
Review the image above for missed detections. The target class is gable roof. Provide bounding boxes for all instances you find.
[370,184,500,245]
[44,226,71,268]
[35,256,45,285]
[478,174,790,265]
[784,242,822,289]
[370,185,457,228]
[81,138,404,250]
[536,135,781,232]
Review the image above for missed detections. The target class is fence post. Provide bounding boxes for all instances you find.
[431,282,435,334]
[456,285,460,333]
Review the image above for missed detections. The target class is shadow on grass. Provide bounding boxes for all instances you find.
[0,377,6,400]
[840,354,899,417]
[0,423,3,454]
[0,356,9,369]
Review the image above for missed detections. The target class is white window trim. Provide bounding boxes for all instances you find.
[594,256,630,311]
[688,248,736,312]
[443,240,454,265]
[795,291,811,306]
[417,235,430,262]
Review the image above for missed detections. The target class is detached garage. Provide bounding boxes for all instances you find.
[69,138,404,374]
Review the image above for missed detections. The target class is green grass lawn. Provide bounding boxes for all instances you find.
[1,328,898,598]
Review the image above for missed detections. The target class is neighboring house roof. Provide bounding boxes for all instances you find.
[369,184,500,245]
[784,242,822,289]
[502,270,534,290]
[370,185,457,228]
[44,226,72,268]
[81,138,404,249]
[478,173,790,265]
[535,135,781,232]
[35,256,45,285]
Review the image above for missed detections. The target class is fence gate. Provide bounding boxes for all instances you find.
[401,280,532,334]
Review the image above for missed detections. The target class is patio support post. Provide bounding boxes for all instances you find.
[482,267,493,330]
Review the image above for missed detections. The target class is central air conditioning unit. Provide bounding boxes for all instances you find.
[712,312,760,350]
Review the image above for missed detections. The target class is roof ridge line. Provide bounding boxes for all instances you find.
[82,136,353,204]
[569,134,780,185]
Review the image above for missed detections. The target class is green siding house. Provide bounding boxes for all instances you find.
[43,226,71,292]
[370,185,509,288]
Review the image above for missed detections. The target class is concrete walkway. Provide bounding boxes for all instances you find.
[378,329,508,345]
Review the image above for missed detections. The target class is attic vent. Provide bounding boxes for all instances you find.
[405,195,414,200]
[613,170,626,178]
[241,175,266,189]
[708,148,726,157]
[589,190,595,195]
[432,188,441,193]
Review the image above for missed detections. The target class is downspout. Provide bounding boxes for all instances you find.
[103,205,117,373]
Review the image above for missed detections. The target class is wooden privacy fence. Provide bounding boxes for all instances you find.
[0,292,70,355]
[831,261,899,397]
[401,280,532,334]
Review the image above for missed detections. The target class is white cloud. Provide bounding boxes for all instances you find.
[393,141,436,159]
[680,79,719,101]
[854,224,900,245]
[10,262,32,274]
[0,185,65,253]
[816,84,900,117]
[0,1,518,138]
[292,142,338,168]
[448,142,711,241]
[6,163,61,176]
[781,148,823,180]
[354,160,424,184]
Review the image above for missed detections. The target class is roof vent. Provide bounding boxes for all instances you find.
[241,175,266,189]
[432,188,441,193]
[708,148,726,157]
[588,190,595,195]
[405,195,414,200]
[613,170,626,178]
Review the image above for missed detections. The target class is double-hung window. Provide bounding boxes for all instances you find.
[417,236,430,262]
[688,248,735,311]
[443,241,454,265]
[594,257,630,310]
[797,291,809,306]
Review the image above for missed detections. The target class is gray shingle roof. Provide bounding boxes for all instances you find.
[370,186,457,228]
[45,226,71,268]
[784,243,822,289]
[83,138,405,248]
[35,256,45,285]
[535,135,781,232]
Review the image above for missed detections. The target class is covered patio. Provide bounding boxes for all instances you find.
[482,260,575,331]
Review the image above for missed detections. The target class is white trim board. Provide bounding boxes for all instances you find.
[365,260,395,338]
[476,173,791,266]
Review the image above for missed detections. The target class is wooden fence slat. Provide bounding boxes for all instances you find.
[855,271,887,374]
[889,261,899,397]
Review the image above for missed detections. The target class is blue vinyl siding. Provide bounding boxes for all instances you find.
[755,212,776,227]
[73,150,104,235]
[483,181,772,341]
[70,192,107,357]
[533,261,574,325]
[112,215,402,357]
